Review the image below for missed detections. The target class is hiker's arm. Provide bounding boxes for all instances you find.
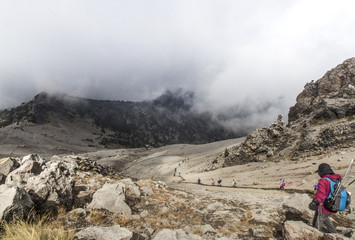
[309,198,320,210]
[314,179,328,203]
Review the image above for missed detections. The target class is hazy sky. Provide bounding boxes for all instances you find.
[1,0,355,127]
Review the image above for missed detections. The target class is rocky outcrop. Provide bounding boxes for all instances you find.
[3,154,75,211]
[224,115,299,165]
[225,58,355,165]
[0,185,34,221]
[25,161,75,210]
[289,58,355,124]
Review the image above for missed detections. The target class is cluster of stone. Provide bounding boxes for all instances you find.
[62,155,117,176]
[0,154,74,220]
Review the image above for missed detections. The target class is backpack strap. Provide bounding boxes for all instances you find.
[323,177,338,198]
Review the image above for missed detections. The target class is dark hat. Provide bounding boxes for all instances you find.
[316,163,334,177]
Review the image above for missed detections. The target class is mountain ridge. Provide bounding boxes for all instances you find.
[0,90,240,156]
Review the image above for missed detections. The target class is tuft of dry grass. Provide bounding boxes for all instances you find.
[88,210,107,225]
[0,214,75,240]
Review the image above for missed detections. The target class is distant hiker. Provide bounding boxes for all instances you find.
[233,179,238,187]
[308,163,340,233]
[211,178,215,185]
[197,178,201,184]
[217,178,222,186]
[282,180,286,189]
[279,179,284,190]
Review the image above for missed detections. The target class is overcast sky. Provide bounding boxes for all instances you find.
[1,0,355,127]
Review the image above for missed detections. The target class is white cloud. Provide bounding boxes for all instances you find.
[1,0,355,129]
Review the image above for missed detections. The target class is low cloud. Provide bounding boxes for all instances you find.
[1,0,355,130]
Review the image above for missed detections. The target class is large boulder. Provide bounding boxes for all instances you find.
[283,221,323,240]
[282,193,314,223]
[152,229,202,240]
[117,178,141,200]
[0,185,34,221]
[75,225,133,240]
[88,182,131,217]
[25,161,75,210]
[0,157,20,176]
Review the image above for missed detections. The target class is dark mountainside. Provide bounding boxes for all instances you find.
[0,90,239,151]
[224,57,355,166]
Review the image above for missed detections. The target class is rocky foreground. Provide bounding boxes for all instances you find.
[0,152,354,240]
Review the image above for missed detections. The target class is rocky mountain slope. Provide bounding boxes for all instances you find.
[224,57,355,166]
[0,90,239,158]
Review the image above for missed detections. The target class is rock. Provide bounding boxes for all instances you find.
[152,229,202,240]
[0,173,5,185]
[140,186,154,196]
[5,160,42,187]
[199,224,217,235]
[283,221,323,240]
[322,233,353,240]
[21,154,45,166]
[140,210,149,218]
[0,185,34,221]
[282,193,314,223]
[50,155,78,175]
[75,225,133,240]
[0,157,20,176]
[206,202,224,212]
[88,182,131,217]
[25,161,74,210]
[118,178,141,200]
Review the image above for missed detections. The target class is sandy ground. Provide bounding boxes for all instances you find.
[82,137,355,220]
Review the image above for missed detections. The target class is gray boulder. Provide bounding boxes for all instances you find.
[0,157,20,176]
[75,225,133,240]
[25,161,74,210]
[117,178,141,200]
[21,154,45,166]
[88,182,131,217]
[282,193,314,223]
[5,160,42,187]
[0,185,34,221]
[283,221,323,240]
[153,229,202,240]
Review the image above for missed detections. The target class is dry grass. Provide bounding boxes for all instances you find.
[88,210,107,225]
[113,213,131,227]
[0,215,75,240]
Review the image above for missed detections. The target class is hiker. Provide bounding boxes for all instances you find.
[232,179,238,187]
[279,179,284,190]
[197,178,201,184]
[282,180,286,190]
[217,178,222,186]
[211,178,215,185]
[308,163,341,233]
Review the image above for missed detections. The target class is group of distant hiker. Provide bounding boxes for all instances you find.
[197,177,238,187]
